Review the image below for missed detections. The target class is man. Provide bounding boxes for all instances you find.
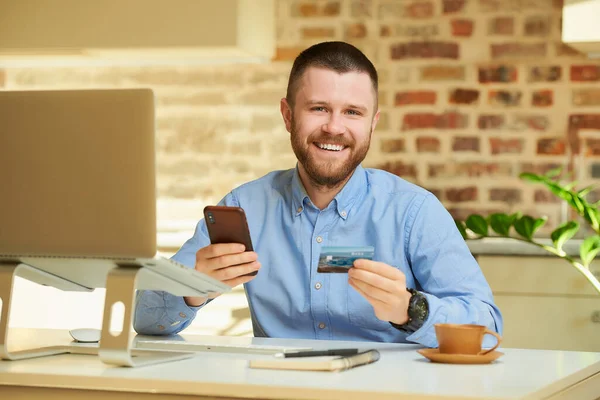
[134,41,503,347]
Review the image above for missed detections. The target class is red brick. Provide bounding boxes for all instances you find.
[302,27,336,39]
[416,137,441,152]
[534,189,561,203]
[0,70,4,87]
[273,47,304,61]
[381,138,405,153]
[478,114,505,129]
[380,25,392,37]
[490,188,522,203]
[446,187,478,202]
[532,90,553,107]
[293,1,340,17]
[390,42,459,60]
[443,0,466,13]
[378,161,417,179]
[553,0,564,8]
[489,90,522,106]
[451,19,474,37]
[488,17,514,35]
[489,138,524,154]
[515,115,550,131]
[428,188,443,200]
[429,162,513,178]
[345,23,367,39]
[528,66,561,82]
[573,89,600,106]
[452,137,480,152]
[420,66,465,81]
[406,1,434,18]
[586,139,600,156]
[556,43,584,57]
[448,208,502,221]
[571,65,600,82]
[449,88,480,104]
[520,162,563,176]
[478,65,517,83]
[491,43,547,59]
[569,114,600,130]
[525,16,551,36]
[395,91,437,106]
[351,0,372,17]
[402,112,469,130]
[537,138,566,155]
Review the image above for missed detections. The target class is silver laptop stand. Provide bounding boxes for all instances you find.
[0,261,216,367]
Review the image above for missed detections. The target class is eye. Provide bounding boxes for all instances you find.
[311,106,327,112]
[346,109,362,116]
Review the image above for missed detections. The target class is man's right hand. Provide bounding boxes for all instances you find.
[184,243,260,307]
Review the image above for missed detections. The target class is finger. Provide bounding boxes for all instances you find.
[353,259,406,282]
[349,279,388,309]
[349,276,395,304]
[207,251,258,271]
[349,268,398,294]
[222,273,258,288]
[212,261,261,281]
[197,243,246,260]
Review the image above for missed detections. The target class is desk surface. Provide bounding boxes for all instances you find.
[1,328,600,400]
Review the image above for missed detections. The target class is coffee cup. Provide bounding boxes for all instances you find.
[434,323,501,355]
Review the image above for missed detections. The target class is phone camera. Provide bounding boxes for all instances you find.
[207,212,215,224]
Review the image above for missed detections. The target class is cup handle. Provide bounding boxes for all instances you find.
[478,329,502,355]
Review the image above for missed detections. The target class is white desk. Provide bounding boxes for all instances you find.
[1,328,599,400]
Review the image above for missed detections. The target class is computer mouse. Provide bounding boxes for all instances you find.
[69,328,102,343]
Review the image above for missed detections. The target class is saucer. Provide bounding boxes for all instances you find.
[417,348,503,364]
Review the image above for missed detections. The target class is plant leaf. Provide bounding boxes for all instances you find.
[550,221,579,253]
[489,213,513,236]
[563,181,578,191]
[519,172,546,183]
[513,216,545,240]
[544,166,563,178]
[455,220,467,240]
[580,236,600,268]
[578,185,595,197]
[466,214,488,236]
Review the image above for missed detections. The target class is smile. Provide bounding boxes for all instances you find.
[315,142,345,152]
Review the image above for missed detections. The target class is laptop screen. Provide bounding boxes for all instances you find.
[0,88,157,259]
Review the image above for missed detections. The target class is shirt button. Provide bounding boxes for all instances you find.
[158,325,165,331]
[318,322,326,329]
[314,282,322,290]
[316,236,323,243]
[179,312,187,318]
[297,207,303,213]
[341,210,347,217]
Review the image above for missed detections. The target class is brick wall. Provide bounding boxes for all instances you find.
[2,0,600,234]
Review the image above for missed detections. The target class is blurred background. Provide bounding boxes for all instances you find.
[2,0,599,350]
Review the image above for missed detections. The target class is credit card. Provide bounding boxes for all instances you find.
[317,246,374,273]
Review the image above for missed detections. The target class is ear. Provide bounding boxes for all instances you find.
[280,98,293,133]
[371,109,381,132]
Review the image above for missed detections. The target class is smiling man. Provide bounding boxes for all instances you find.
[134,41,503,347]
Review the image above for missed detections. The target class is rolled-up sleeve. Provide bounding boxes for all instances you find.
[404,194,503,348]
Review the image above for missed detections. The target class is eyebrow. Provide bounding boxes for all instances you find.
[306,100,369,113]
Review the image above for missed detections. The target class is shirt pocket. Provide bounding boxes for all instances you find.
[347,288,395,332]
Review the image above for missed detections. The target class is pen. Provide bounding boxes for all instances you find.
[275,348,359,358]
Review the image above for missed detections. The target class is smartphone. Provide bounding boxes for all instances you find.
[203,206,256,276]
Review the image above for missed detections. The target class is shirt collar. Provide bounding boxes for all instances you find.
[290,164,368,220]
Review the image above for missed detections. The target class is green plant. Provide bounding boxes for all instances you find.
[454,167,600,294]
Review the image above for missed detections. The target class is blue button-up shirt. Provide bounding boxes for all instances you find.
[134,165,503,347]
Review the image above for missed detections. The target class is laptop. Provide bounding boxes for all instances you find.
[0,88,229,296]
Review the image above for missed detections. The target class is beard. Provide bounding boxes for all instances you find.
[290,117,371,189]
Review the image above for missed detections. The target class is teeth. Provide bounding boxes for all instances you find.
[317,143,344,151]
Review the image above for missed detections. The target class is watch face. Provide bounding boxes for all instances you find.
[409,292,429,326]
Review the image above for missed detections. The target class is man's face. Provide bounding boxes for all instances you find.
[281,67,380,188]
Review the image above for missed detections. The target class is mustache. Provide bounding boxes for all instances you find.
[310,135,352,146]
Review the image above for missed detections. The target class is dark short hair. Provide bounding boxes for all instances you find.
[285,41,378,108]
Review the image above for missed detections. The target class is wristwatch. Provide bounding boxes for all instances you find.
[390,288,429,333]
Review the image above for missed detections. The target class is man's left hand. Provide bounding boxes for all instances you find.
[348,259,412,325]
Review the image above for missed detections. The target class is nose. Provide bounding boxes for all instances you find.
[322,112,346,135]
